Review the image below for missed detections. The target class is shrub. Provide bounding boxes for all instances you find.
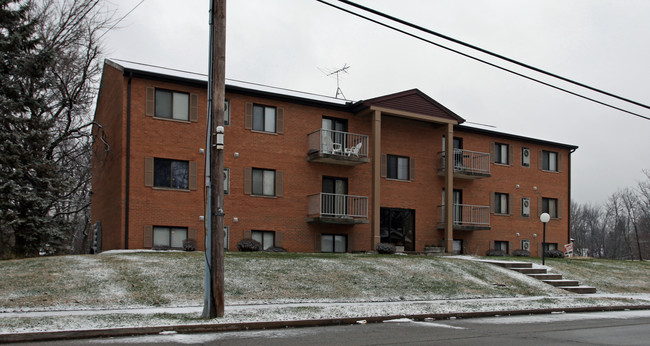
[376,243,396,254]
[264,246,287,253]
[512,249,531,257]
[237,239,262,252]
[485,249,506,256]
[545,249,565,258]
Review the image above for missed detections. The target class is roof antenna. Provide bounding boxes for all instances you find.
[319,64,350,99]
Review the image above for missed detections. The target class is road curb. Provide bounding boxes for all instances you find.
[1,304,649,343]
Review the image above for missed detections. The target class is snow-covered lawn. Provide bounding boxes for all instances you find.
[0,251,648,334]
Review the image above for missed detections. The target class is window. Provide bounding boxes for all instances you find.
[224,168,230,195]
[155,89,189,121]
[521,197,531,217]
[153,226,187,248]
[224,99,230,125]
[253,104,276,132]
[522,147,531,167]
[252,168,275,196]
[322,234,347,253]
[494,193,509,214]
[543,243,558,252]
[542,197,558,218]
[387,155,410,180]
[252,230,275,250]
[542,150,558,171]
[154,158,189,189]
[494,241,509,253]
[494,143,509,164]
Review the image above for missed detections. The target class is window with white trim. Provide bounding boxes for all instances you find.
[542,197,558,218]
[542,150,558,171]
[155,89,189,121]
[252,230,275,250]
[253,104,276,133]
[494,241,509,253]
[153,226,187,249]
[154,158,189,189]
[252,168,275,196]
[494,143,509,164]
[321,234,347,253]
[387,155,410,180]
[494,193,509,214]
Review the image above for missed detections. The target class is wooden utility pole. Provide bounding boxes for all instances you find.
[207,0,226,319]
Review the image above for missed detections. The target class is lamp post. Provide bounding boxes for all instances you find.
[540,213,550,265]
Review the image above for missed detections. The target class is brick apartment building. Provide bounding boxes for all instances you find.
[91,59,577,256]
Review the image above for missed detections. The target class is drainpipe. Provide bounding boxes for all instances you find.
[568,147,577,246]
[125,72,133,249]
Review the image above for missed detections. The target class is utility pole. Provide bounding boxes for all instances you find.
[203,0,226,319]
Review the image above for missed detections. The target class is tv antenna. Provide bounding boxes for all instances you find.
[319,64,350,99]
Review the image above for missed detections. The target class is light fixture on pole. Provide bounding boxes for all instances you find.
[540,213,550,265]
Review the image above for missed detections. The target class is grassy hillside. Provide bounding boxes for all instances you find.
[1,251,648,313]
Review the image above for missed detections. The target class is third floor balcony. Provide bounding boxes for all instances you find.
[438,149,491,179]
[307,129,369,166]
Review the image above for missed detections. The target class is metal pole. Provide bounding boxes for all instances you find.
[542,223,546,266]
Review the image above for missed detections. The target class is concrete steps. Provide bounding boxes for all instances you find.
[481,260,596,294]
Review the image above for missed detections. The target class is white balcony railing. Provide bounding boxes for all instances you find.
[308,193,368,219]
[439,149,491,175]
[438,204,490,228]
[308,129,369,158]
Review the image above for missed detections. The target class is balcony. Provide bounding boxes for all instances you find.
[307,129,369,166]
[437,204,491,231]
[438,149,491,179]
[306,193,369,224]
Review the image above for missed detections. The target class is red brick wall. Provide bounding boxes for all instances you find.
[93,69,573,255]
[91,64,126,251]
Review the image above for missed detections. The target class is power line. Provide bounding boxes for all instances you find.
[316,0,650,121]
[97,0,146,41]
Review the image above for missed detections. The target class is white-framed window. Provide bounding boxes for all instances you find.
[494,241,509,253]
[494,193,509,214]
[153,226,187,249]
[322,234,347,253]
[387,155,410,180]
[494,143,509,164]
[542,197,558,218]
[542,150,558,171]
[155,89,189,121]
[253,104,276,133]
[154,158,189,189]
[252,168,275,196]
[521,197,531,217]
[543,243,558,252]
[252,230,275,250]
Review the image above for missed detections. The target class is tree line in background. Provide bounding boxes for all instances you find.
[1,0,111,258]
[572,171,650,260]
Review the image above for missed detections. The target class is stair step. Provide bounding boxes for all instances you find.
[528,273,563,280]
[542,279,580,287]
[481,261,533,269]
[560,286,597,294]
[511,268,547,274]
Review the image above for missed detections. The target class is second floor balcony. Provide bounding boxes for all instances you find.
[306,192,369,224]
[438,149,491,179]
[437,204,491,231]
[307,129,369,166]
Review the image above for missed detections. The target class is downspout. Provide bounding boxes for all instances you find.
[568,147,577,246]
[125,72,133,249]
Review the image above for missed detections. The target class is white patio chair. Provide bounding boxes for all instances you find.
[345,142,362,157]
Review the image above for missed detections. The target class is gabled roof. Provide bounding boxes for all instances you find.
[353,89,465,124]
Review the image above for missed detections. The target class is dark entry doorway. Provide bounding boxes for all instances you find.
[380,208,415,251]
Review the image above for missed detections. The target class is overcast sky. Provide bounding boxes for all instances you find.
[102,0,650,205]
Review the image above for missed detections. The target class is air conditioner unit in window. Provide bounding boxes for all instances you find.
[522,198,530,216]
[522,148,531,167]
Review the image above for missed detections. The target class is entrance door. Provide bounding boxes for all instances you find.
[380,208,415,251]
[322,117,347,152]
[322,177,348,216]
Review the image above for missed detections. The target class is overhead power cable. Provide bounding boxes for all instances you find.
[336,0,650,113]
[316,0,650,121]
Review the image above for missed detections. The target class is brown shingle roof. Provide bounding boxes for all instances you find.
[354,89,465,124]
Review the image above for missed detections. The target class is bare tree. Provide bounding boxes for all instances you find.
[0,0,113,258]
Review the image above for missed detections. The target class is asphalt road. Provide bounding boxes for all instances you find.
[11,310,650,345]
